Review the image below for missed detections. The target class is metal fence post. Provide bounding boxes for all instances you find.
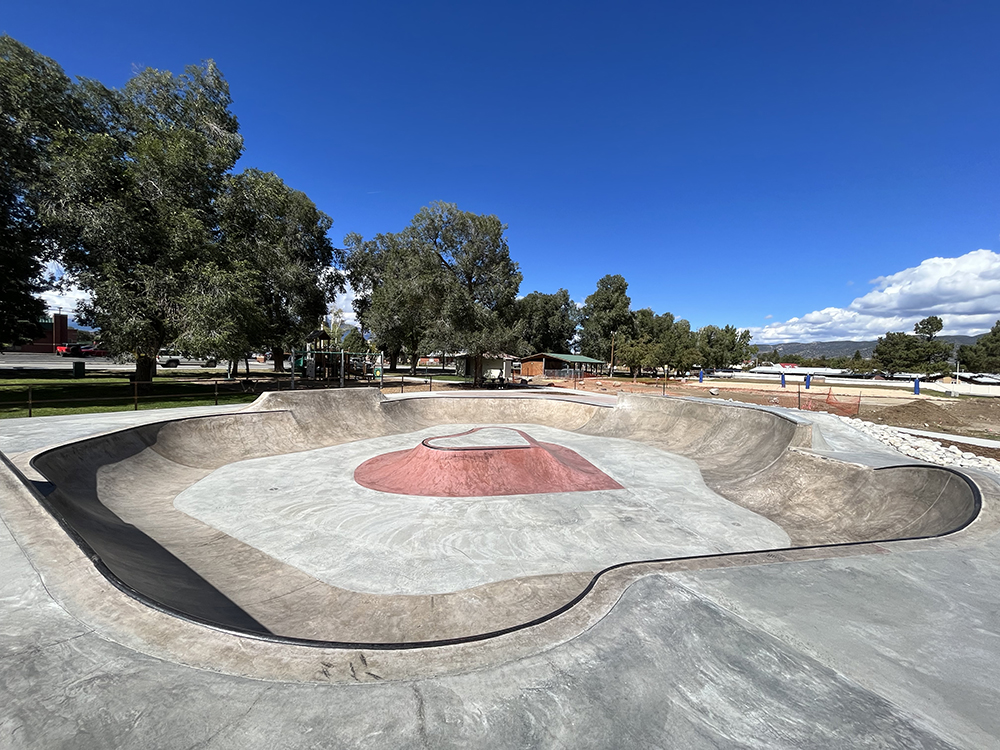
[429,374,433,392]
[340,350,345,389]
[214,381,218,406]
[28,385,32,418]
[134,380,139,411]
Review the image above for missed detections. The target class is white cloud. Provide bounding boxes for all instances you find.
[751,249,1000,343]
[36,262,92,324]
[330,283,359,329]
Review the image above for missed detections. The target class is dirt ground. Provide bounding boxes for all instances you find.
[542,376,1000,458]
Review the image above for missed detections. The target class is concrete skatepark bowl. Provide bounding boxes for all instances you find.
[18,390,980,654]
[7,388,1000,748]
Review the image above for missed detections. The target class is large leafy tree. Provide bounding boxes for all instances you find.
[217,168,337,372]
[47,59,243,381]
[412,203,523,377]
[957,320,1000,374]
[341,229,447,372]
[697,324,755,369]
[516,289,579,354]
[343,202,523,378]
[579,274,634,366]
[0,36,82,346]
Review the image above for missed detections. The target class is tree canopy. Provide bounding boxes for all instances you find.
[0,36,81,345]
[873,317,954,376]
[957,321,1000,374]
[579,274,633,363]
[342,202,522,377]
[46,59,243,379]
[516,289,580,354]
[217,168,337,371]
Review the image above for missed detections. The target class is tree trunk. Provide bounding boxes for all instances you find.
[408,338,419,376]
[389,349,399,371]
[272,346,285,373]
[134,354,156,396]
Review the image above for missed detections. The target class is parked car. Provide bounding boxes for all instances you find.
[156,349,218,368]
[80,344,109,357]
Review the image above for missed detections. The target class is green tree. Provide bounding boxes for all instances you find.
[914,316,944,340]
[616,337,651,378]
[341,327,367,353]
[49,59,243,381]
[0,37,83,346]
[873,331,919,376]
[662,318,698,375]
[873,318,953,376]
[697,324,754,369]
[913,316,953,371]
[345,202,523,379]
[957,321,1000,373]
[342,229,450,373]
[580,274,634,369]
[516,289,580,354]
[218,169,337,372]
[170,259,263,377]
[412,203,523,380]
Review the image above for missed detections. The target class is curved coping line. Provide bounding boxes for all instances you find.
[15,445,983,651]
[421,427,538,452]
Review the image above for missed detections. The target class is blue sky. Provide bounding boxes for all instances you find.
[8,1,1000,342]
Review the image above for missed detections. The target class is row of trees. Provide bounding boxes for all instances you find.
[340,217,756,376]
[576,274,754,375]
[2,36,766,381]
[1,36,337,379]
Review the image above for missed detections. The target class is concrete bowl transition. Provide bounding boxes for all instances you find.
[24,389,980,653]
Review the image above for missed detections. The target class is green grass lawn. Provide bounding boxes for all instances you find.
[0,372,265,418]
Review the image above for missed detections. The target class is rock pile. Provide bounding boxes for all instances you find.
[839,416,1000,474]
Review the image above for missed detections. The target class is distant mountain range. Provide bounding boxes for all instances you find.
[755,334,984,360]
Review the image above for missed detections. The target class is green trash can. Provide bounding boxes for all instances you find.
[72,361,85,378]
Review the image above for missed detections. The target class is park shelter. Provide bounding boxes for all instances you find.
[519,352,604,378]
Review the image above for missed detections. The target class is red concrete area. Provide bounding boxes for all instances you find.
[354,427,624,497]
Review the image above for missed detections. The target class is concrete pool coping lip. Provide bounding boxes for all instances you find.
[12,393,986,654]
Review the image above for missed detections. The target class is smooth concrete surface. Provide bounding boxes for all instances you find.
[0,403,247,455]
[173,424,790,597]
[2,391,999,748]
[20,389,979,644]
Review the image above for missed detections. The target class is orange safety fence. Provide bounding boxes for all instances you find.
[758,387,861,417]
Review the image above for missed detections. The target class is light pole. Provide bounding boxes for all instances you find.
[609,330,618,378]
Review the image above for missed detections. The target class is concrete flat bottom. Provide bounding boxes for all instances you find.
[174,424,790,596]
